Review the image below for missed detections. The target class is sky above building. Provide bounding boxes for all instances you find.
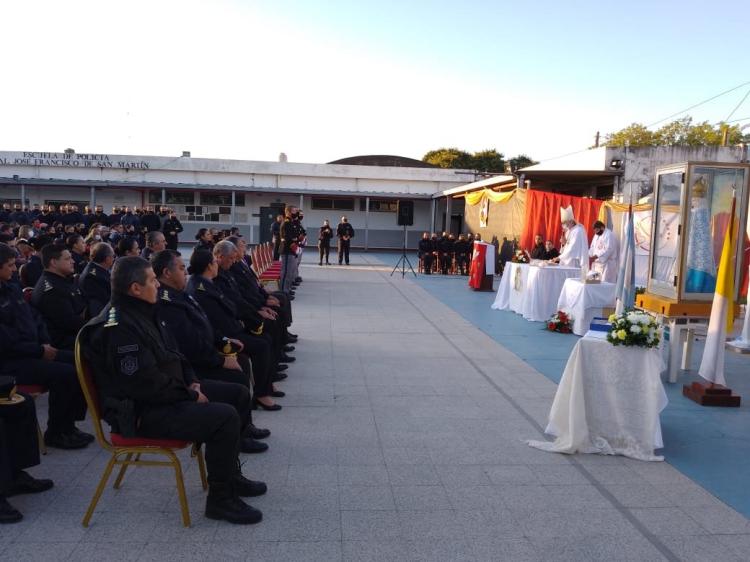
[2,0,749,165]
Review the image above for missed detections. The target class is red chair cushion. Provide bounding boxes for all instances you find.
[17,384,48,395]
[110,434,191,449]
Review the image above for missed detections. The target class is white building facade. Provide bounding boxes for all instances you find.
[0,151,473,248]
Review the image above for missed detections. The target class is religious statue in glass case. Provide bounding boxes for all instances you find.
[639,162,749,317]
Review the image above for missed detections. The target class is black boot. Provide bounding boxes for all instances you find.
[233,473,268,497]
[0,497,23,524]
[205,482,262,525]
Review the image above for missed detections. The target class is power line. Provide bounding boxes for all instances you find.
[646,79,750,127]
[725,88,750,122]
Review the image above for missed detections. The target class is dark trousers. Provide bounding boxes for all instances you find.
[269,291,293,328]
[3,351,86,435]
[233,333,273,398]
[338,239,350,264]
[137,380,248,482]
[421,254,433,273]
[165,236,178,251]
[272,239,280,261]
[0,393,41,494]
[440,253,452,274]
[318,243,330,264]
[456,255,468,275]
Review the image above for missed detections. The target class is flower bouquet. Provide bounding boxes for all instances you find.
[606,310,661,348]
[547,310,572,333]
[511,249,529,264]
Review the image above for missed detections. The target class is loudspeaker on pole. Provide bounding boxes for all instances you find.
[397,200,414,226]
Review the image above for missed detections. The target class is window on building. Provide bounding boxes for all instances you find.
[311,197,355,211]
[200,192,245,206]
[359,199,398,212]
[147,191,195,205]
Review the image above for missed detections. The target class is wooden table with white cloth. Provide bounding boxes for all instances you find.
[556,279,616,336]
[527,332,668,461]
[492,262,580,322]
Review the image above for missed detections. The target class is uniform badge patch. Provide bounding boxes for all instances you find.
[120,355,138,376]
[117,344,139,354]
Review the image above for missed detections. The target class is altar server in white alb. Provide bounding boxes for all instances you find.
[553,205,589,268]
[588,220,619,282]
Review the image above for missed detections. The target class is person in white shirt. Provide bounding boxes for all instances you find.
[588,220,619,282]
[551,205,589,268]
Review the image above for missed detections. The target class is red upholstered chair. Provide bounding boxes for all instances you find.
[15,384,48,455]
[74,339,207,527]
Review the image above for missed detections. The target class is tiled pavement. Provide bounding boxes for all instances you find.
[5,253,749,561]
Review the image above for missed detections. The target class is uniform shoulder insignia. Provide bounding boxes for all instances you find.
[43,280,54,292]
[197,282,205,291]
[89,268,96,276]
[104,307,119,327]
[161,289,171,302]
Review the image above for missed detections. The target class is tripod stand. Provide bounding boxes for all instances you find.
[391,225,416,278]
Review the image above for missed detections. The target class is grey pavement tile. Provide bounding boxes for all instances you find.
[341,510,402,540]
[516,508,640,538]
[271,541,343,562]
[395,509,464,539]
[682,504,750,534]
[528,464,591,485]
[602,483,676,509]
[495,484,554,512]
[68,542,146,561]
[217,509,341,542]
[0,542,78,562]
[341,539,412,562]
[436,464,492,486]
[337,447,385,466]
[137,542,213,561]
[714,534,750,559]
[337,465,390,486]
[456,509,524,538]
[407,538,476,562]
[627,507,708,536]
[446,484,506,511]
[530,534,668,562]
[289,445,338,466]
[484,465,540,485]
[15,512,89,543]
[470,537,540,562]
[272,484,340,512]
[657,483,727,508]
[387,464,440,486]
[80,512,168,543]
[392,485,452,511]
[287,464,338,486]
[545,484,613,510]
[658,534,747,562]
[339,485,396,510]
[382,447,433,466]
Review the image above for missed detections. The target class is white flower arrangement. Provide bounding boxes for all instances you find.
[606,309,661,348]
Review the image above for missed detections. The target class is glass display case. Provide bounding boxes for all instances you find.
[642,162,749,314]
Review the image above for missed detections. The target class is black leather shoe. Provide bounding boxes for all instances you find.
[255,400,282,411]
[240,438,269,454]
[285,335,298,343]
[73,427,95,443]
[8,471,54,497]
[271,390,286,398]
[273,372,288,382]
[44,431,90,450]
[0,497,22,524]
[205,483,262,525]
[283,345,295,353]
[233,475,267,497]
[277,364,289,372]
[280,354,296,363]
[286,331,298,339]
[288,295,295,301]
[244,424,271,440]
[294,277,302,282]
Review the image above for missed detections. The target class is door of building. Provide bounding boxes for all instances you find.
[259,205,284,243]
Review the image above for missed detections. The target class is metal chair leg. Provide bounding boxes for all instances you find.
[167,450,191,527]
[83,454,117,527]
[193,446,208,491]
[37,422,47,455]
[113,452,133,489]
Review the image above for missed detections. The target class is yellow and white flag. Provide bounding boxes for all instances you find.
[697,197,736,386]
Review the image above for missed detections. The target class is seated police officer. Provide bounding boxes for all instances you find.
[151,250,270,446]
[78,256,267,524]
[0,243,91,449]
[31,244,87,350]
[79,242,115,319]
[0,382,55,524]
[186,251,280,411]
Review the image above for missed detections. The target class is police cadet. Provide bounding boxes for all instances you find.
[66,233,88,275]
[162,210,183,251]
[151,250,270,447]
[0,243,91,450]
[453,234,470,275]
[418,232,435,274]
[79,242,115,319]
[0,379,55,523]
[318,219,333,266]
[336,216,354,265]
[186,251,280,412]
[278,206,299,295]
[79,256,267,525]
[31,245,87,351]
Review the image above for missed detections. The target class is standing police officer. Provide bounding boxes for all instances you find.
[336,216,354,265]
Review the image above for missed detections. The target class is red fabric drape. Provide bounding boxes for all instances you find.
[520,190,604,252]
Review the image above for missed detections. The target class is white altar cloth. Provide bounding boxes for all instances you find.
[556,279,616,336]
[492,263,579,322]
[528,334,667,461]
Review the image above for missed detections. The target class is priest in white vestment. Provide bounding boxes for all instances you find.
[552,205,589,268]
[588,220,619,282]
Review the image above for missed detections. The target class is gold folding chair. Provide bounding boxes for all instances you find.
[74,340,207,527]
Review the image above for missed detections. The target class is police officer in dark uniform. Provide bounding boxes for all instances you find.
[79,242,115,318]
[271,215,283,261]
[140,206,161,233]
[79,256,267,524]
[162,211,183,251]
[453,234,470,275]
[10,205,29,226]
[438,233,455,274]
[0,383,55,523]
[186,251,280,411]
[336,216,354,265]
[418,232,434,274]
[0,243,91,450]
[151,250,270,445]
[278,207,300,295]
[31,245,87,351]
[0,204,10,224]
[93,205,108,226]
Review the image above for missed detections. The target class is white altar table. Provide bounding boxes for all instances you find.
[528,333,667,461]
[557,279,616,336]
